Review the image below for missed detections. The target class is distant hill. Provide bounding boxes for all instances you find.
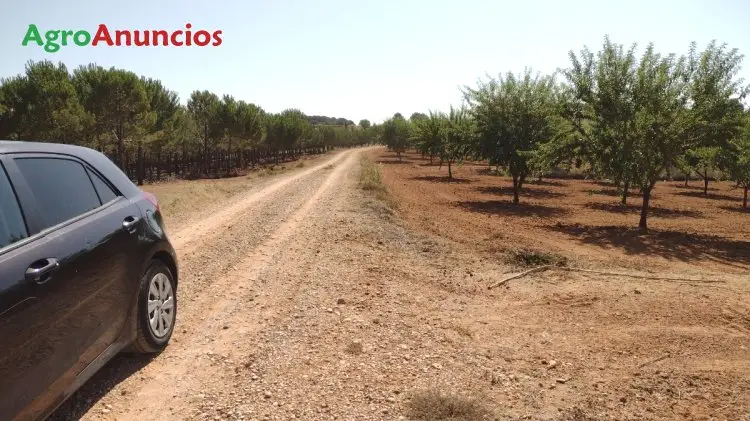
[307,115,355,126]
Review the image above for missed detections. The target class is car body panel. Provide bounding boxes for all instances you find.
[0,141,178,421]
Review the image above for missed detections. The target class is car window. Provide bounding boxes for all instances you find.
[0,163,28,249]
[88,169,118,204]
[14,158,102,229]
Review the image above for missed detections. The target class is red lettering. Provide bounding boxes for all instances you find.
[115,30,131,46]
[193,30,210,46]
[212,30,222,46]
[91,24,113,46]
[133,30,150,46]
[185,23,192,46]
[170,30,183,46]
[152,30,168,46]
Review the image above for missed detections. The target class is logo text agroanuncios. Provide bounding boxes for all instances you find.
[22,23,223,53]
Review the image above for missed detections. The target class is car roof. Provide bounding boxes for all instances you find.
[0,140,93,156]
[0,140,141,198]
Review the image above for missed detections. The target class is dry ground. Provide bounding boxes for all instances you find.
[48,146,748,421]
[376,151,750,275]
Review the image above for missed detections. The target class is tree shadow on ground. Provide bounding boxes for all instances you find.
[418,161,443,167]
[546,223,750,266]
[458,200,568,217]
[476,168,502,176]
[719,205,749,214]
[585,202,702,218]
[528,179,566,187]
[476,185,565,199]
[49,353,156,420]
[670,183,719,192]
[590,180,617,187]
[675,190,740,201]
[584,188,642,198]
[412,175,472,184]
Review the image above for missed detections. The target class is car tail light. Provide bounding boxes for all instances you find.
[142,191,159,211]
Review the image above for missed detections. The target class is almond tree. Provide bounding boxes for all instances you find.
[725,114,750,208]
[382,114,412,160]
[681,41,748,192]
[464,69,559,204]
[564,37,639,204]
[629,45,689,230]
[439,106,475,179]
[410,111,444,164]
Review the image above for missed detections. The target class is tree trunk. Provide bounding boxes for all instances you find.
[397,150,402,161]
[136,142,144,186]
[447,161,452,179]
[227,138,232,176]
[512,174,520,204]
[156,150,161,181]
[684,170,689,187]
[203,124,209,175]
[621,180,629,205]
[703,171,709,195]
[744,186,748,209]
[639,185,653,232]
[116,126,125,171]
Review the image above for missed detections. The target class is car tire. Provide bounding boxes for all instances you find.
[129,260,177,353]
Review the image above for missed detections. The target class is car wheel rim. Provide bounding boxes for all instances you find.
[147,273,175,338]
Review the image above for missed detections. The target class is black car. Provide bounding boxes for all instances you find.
[0,141,178,421]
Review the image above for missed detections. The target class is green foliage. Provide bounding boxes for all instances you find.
[411,111,444,162]
[358,119,371,129]
[409,112,428,122]
[725,113,750,207]
[381,116,412,159]
[0,61,88,143]
[439,106,475,178]
[463,69,559,203]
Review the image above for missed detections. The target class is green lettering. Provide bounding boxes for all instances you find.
[21,24,43,46]
[44,30,60,53]
[73,30,91,46]
[61,30,74,45]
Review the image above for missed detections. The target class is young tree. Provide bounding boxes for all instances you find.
[684,146,722,194]
[358,119,371,130]
[410,111,444,164]
[464,69,559,204]
[725,114,750,208]
[439,106,475,179]
[409,112,428,122]
[681,41,748,193]
[381,116,412,160]
[564,37,639,205]
[628,45,689,230]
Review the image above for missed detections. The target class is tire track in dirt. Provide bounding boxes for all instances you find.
[169,150,349,254]
[83,149,362,420]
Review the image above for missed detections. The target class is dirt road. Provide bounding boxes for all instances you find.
[51,147,750,421]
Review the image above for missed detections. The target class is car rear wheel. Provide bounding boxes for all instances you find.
[129,260,177,353]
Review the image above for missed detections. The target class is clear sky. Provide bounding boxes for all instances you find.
[1,0,749,123]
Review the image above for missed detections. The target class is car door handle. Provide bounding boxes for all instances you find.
[122,216,141,233]
[26,258,59,285]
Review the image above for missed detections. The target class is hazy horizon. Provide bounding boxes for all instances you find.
[2,0,749,123]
